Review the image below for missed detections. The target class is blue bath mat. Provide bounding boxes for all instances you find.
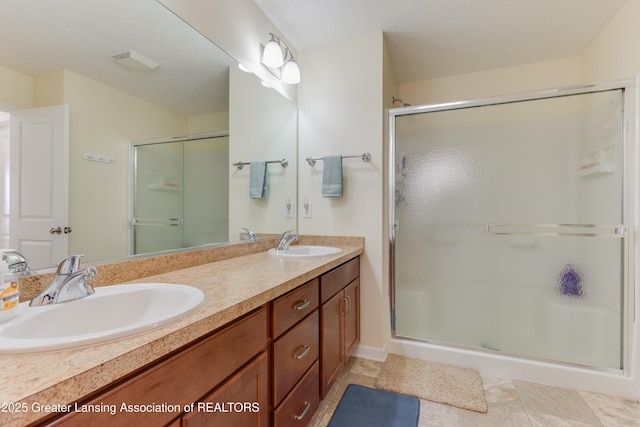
[328,384,420,427]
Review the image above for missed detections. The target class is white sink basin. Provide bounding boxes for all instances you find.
[268,245,342,258]
[0,283,204,354]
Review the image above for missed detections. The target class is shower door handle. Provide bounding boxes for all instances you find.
[485,223,626,238]
[132,217,184,227]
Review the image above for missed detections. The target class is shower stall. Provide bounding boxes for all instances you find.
[389,81,636,379]
[131,131,229,255]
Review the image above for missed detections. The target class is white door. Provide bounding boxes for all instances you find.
[9,105,69,269]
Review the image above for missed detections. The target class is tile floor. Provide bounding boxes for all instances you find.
[308,357,640,426]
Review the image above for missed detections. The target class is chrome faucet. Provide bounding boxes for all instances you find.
[239,228,258,241]
[29,255,97,307]
[275,230,299,250]
[1,250,31,273]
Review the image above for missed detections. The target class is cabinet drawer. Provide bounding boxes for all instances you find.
[273,310,319,406]
[320,257,359,303]
[274,361,320,427]
[48,307,268,427]
[272,279,319,338]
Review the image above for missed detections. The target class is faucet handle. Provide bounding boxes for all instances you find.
[56,254,84,274]
[84,266,98,281]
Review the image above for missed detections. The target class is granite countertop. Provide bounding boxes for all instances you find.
[0,237,364,427]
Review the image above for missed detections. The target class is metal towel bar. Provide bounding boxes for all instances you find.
[485,223,626,237]
[306,152,371,166]
[232,158,288,170]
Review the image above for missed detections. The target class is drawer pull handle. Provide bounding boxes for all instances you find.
[293,345,311,359]
[293,299,310,311]
[294,401,311,420]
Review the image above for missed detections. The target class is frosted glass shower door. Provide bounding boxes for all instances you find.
[132,136,230,255]
[392,89,626,369]
[133,142,185,255]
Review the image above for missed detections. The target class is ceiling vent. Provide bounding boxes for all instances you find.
[112,50,159,71]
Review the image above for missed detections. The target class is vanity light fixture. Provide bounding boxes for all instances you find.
[281,59,300,84]
[261,33,300,85]
[262,33,285,68]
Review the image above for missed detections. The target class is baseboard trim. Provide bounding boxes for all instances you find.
[352,344,387,362]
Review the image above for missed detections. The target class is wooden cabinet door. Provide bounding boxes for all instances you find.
[320,290,344,399]
[47,308,268,427]
[343,278,360,359]
[182,352,270,427]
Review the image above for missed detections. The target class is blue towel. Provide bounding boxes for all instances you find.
[249,161,268,199]
[322,155,343,197]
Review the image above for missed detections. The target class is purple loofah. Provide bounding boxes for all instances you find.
[559,264,583,297]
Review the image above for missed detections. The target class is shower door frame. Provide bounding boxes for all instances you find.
[388,79,637,374]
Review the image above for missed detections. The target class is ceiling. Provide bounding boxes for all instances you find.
[0,0,234,116]
[0,0,629,115]
[254,0,629,83]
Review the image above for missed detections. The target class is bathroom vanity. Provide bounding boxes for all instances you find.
[0,237,363,427]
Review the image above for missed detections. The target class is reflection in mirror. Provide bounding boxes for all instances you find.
[131,132,230,255]
[229,66,298,236]
[0,0,297,271]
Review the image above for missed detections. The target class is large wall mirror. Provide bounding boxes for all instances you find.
[0,0,297,271]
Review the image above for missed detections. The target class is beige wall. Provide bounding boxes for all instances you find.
[60,70,188,262]
[0,66,33,110]
[399,56,582,105]
[188,111,229,134]
[298,33,387,357]
[228,65,297,237]
[33,69,64,107]
[581,0,640,83]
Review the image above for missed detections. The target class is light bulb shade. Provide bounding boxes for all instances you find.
[281,60,301,84]
[262,40,284,68]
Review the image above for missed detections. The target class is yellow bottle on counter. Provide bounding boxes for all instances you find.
[0,256,19,323]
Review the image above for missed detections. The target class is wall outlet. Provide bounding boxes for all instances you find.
[284,197,294,218]
[302,197,312,218]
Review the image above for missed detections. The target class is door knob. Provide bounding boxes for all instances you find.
[64,227,73,234]
[49,227,62,235]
